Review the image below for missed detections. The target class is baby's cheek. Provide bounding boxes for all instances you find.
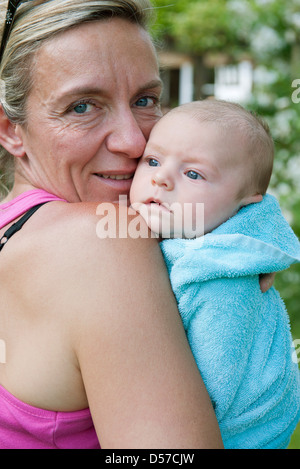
[129,176,139,205]
[130,169,148,205]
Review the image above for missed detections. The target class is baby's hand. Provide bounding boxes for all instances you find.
[259,273,276,293]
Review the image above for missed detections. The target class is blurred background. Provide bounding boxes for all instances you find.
[151,0,300,449]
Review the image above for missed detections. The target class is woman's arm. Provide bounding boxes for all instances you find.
[68,206,223,449]
[259,273,276,292]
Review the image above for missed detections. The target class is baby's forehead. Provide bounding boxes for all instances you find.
[158,109,223,134]
[167,108,249,142]
[157,109,242,147]
[151,111,247,169]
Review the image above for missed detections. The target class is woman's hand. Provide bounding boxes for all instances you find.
[259,273,276,293]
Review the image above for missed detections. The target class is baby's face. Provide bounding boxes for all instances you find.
[130,112,260,238]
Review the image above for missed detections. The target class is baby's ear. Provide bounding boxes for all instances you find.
[241,193,263,207]
[0,105,26,158]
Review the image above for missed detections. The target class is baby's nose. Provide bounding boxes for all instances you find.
[151,169,174,190]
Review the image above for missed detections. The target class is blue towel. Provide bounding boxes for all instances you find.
[160,194,300,449]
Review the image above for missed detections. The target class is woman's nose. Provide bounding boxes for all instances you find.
[106,111,147,159]
[151,168,174,190]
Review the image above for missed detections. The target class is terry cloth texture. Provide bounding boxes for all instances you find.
[161,194,300,449]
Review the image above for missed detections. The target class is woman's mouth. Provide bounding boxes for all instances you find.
[93,173,135,198]
[96,173,134,180]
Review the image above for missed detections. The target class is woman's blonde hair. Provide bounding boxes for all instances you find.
[0,0,154,193]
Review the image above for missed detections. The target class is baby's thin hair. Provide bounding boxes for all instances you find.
[168,99,274,196]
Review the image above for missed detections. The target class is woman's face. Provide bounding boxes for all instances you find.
[15,18,163,202]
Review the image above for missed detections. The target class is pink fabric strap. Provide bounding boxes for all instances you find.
[0,189,66,229]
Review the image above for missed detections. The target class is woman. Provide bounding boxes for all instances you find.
[0,0,224,449]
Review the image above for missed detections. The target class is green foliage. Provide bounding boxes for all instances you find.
[152,0,248,55]
[247,2,300,336]
[289,422,300,449]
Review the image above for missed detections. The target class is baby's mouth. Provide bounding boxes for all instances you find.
[146,198,163,205]
[145,199,173,213]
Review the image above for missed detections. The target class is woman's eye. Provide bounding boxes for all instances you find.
[67,101,95,114]
[186,170,203,180]
[73,102,93,114]
[148,158,160,167]
[135,96,156,108]
[74,103,88,114]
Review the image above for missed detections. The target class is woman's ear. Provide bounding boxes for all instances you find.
[0,104,26,157]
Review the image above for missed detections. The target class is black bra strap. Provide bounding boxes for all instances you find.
[0,202,48,252]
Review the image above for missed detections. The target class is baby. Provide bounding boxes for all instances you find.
[130,100,300,449]
[130,100,271,239]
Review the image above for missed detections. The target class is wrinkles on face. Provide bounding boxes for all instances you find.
[15,19,162,202]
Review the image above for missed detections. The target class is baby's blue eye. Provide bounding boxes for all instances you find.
[186,170,202,180]
[148,158,160,167]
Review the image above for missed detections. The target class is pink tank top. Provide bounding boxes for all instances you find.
[0,189,66,229]
[0,189,101,449]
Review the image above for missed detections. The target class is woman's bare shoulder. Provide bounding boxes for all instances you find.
[24,201,164,308]
[9,199,168,350]
[43,200,161,268]
[26,200,158,257]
